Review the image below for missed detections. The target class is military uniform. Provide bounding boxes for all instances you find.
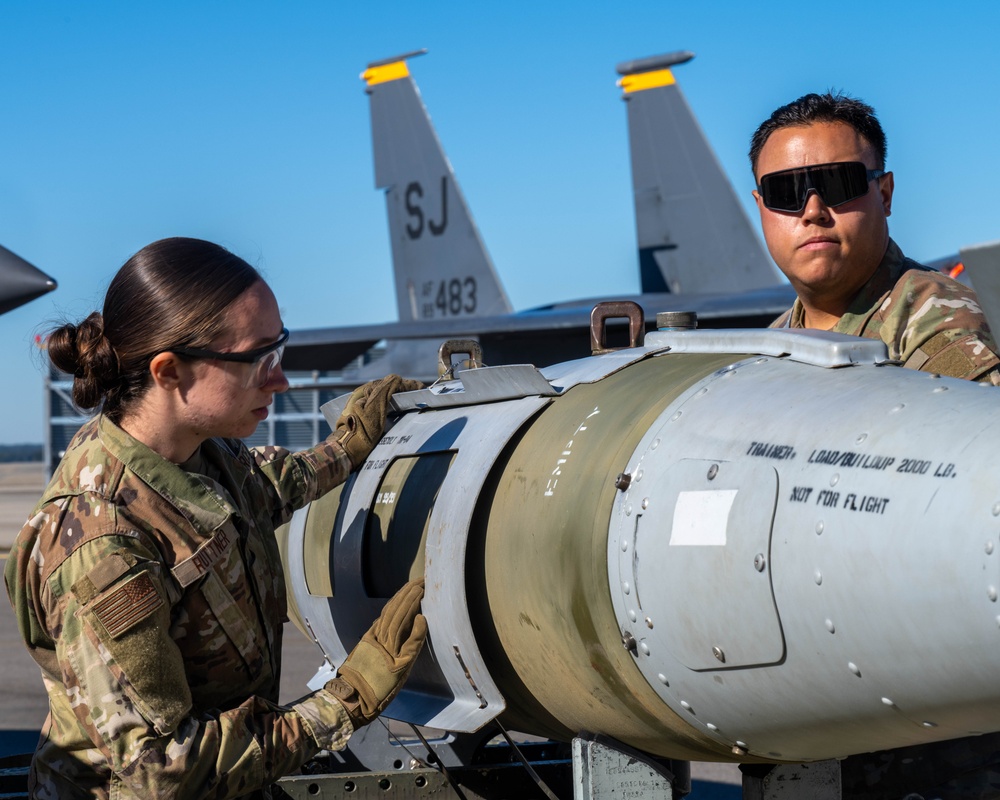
[771,238,1000,383]
[5,415,356,799]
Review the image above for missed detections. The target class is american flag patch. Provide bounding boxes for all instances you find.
[92,572,162,638]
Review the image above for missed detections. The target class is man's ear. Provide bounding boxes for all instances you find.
[148,352,183,391]
[880,171,894,217]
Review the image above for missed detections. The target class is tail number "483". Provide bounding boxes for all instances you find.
[422,277,477,317]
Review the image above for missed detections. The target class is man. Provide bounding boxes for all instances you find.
[749,92,1000,383]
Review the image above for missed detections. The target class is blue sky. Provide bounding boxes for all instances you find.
[1,1,998,443]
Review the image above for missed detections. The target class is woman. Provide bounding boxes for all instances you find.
[4,237,426,799]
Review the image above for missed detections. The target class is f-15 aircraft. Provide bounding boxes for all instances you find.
[0,243,56,315]
[284,50,795,377]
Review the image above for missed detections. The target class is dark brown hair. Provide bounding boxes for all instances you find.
[47,237,262,421]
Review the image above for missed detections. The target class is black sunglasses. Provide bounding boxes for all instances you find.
[757,161,887,213]
[170,328,289,389]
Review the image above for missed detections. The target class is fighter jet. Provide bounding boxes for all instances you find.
[0,243,56,315]
[284,50,795,375]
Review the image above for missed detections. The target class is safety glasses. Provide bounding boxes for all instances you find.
[757,161,887,213]
[171,328,289,389]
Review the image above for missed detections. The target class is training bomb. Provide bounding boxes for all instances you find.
[279,328,1000,764]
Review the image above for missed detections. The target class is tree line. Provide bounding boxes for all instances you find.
[0,444,43,463]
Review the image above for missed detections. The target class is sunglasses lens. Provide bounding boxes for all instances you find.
[761,162,873,212]
[760,171,808,212]
[810,163,870,207]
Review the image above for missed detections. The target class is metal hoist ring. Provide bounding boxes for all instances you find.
[590,301,645,354]
[438,339,484,378]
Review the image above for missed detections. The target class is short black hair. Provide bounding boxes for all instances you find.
[749,92,887,176]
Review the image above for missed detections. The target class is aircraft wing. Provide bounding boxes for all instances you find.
[285,284,796,371]
[0,244,56,315]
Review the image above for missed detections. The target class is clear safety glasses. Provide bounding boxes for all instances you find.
[757,161,887,213]
[171,328,289,389]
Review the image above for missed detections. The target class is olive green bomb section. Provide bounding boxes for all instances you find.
[276,481,345,637]
[473,353,745,761]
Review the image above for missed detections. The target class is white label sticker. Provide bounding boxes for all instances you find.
[669,489,738,546]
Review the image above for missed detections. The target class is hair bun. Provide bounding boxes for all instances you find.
[47,312,121,410]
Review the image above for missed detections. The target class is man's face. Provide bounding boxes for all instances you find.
[753,121,893,319]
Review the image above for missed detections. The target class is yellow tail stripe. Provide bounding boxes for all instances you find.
[362,60,410,87]
[618,68,676,94]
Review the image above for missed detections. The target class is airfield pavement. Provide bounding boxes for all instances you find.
[0,461,740,793]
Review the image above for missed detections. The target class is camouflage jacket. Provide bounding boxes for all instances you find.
[771,239,1000,383]
[4,415,356,799]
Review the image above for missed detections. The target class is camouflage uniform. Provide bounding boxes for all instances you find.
[4,414,357,799]
[771,238,1000,383]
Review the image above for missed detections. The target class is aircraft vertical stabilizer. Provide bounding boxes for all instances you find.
[618,51,781,294]
[958,240,1000,334]
[363,51,513,325]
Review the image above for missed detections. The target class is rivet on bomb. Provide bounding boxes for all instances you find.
[707,464,719,480]
[621,631,637,654]
[615,472,632,491]
[712,646,725,663]
[753,553,766,572]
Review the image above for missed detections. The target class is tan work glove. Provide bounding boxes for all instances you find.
[324,578,427,730]
[334,375,423,468]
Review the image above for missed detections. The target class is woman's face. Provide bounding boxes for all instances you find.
[180,280,290,442]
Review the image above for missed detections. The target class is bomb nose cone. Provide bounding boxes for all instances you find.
[0,244,57,315]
